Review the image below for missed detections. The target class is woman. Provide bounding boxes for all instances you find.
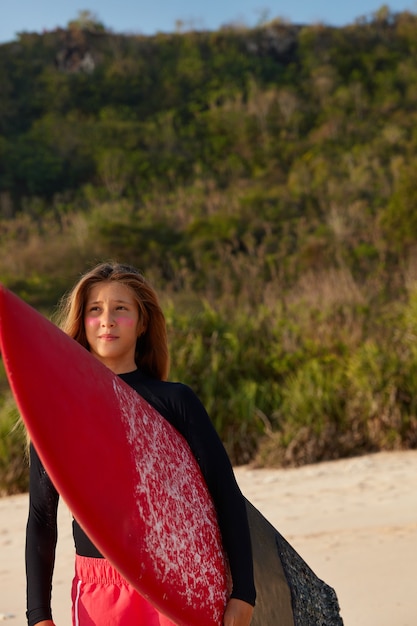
[26,262,256,626]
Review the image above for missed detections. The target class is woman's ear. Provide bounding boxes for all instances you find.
[137,321,147,337]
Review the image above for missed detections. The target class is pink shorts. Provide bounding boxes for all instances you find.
[71,555,177,626]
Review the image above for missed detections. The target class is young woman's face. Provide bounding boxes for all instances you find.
[84,282,141,374]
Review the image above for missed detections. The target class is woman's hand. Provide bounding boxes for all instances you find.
[35,621,55,626]
[223,598,254,626]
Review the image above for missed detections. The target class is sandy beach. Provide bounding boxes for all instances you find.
[1,450,416,625]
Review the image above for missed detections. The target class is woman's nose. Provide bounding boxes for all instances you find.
[101,311,115,327]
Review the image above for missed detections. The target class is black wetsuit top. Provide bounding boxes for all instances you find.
[26,370,256,625]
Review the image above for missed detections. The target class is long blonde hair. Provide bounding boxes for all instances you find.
[57,262,170,380]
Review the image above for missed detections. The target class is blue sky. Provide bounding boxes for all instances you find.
[1,1,416,44]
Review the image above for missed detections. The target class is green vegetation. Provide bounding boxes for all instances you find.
[2,7,417,493]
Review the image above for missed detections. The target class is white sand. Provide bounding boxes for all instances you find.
[1,450,416,625]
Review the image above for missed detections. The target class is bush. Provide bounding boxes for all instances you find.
[0,394,28,495]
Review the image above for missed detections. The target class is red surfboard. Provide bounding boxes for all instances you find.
[0,285,230,626]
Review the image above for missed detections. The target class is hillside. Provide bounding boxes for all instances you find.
[1,7,417,492]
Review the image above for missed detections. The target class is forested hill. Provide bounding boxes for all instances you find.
[1,7,417,485]
[2,7,417,220]
[0,17,302,207]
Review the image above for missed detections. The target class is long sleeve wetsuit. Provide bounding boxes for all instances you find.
[26,369,256,625]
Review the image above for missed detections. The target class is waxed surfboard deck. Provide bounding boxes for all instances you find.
[0,284,229,626]
[0,285,343,625]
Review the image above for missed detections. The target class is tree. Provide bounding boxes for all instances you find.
[68,10,107,33]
